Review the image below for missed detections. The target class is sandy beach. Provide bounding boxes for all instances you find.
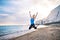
[10,26,60,40]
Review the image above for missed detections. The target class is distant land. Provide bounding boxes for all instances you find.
[0,24,29,26]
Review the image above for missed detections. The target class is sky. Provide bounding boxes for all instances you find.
[0,0,60,25]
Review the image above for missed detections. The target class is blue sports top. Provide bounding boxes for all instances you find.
[30,18,34,24]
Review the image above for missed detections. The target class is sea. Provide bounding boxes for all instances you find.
[0,25,27,36]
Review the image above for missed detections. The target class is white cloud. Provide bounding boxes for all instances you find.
[0,14,8,16]
[2,7,16,13]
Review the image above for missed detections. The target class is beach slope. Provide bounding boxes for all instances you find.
[10,26,60,40]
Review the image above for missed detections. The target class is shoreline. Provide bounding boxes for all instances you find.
[0,29,36,40]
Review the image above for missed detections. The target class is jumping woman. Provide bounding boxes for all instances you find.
[29,11,38,30]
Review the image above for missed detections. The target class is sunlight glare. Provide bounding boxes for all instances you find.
[29,5,51,19]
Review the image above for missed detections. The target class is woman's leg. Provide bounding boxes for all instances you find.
[33,24,37,29]
[29,24,32,30]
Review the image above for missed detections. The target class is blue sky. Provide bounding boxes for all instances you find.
[0,0,60,25]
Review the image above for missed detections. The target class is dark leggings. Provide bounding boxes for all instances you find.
[29,24,37,30]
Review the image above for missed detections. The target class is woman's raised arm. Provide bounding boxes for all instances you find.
[29,11,32,18]
[35,12,38,18]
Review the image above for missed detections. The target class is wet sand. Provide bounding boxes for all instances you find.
[10,26,60,40]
